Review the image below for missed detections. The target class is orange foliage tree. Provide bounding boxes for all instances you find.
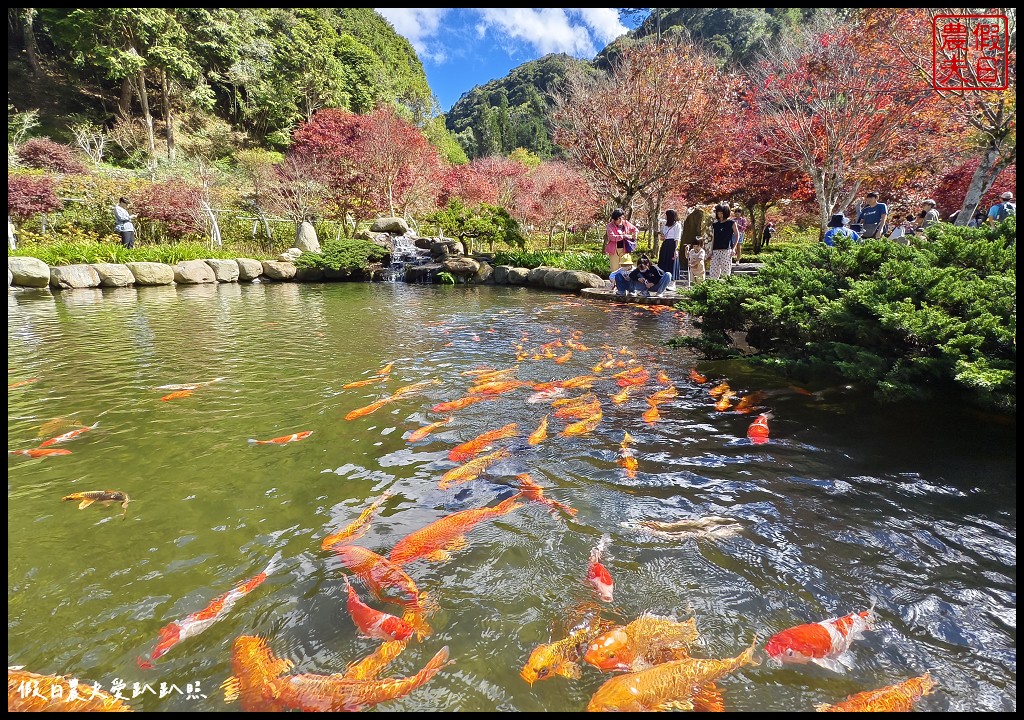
[550,38,725,232]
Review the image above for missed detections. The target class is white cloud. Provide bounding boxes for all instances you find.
[570,8,629,44]
[475,8,602,57]
[376,8,452,63]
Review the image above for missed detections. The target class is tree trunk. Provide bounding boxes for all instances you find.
[955,145,1009,226]
[21,9,42,76]
[118,77,133,119]
[561,225,568,252]
[161,69,175,162]
[136,68,156,156]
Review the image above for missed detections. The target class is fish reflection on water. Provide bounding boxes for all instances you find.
[6,283,1015,712]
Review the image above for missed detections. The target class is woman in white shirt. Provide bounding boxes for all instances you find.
[656,208,682,289]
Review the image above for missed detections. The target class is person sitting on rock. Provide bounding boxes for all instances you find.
[625,254,671,296]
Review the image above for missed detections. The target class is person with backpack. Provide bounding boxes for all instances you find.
[987,191,1016,226]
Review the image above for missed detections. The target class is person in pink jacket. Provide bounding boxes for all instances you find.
[604,208,638,273]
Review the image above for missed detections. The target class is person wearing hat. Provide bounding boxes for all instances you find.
[609,253,635,294]
[627,254,671,296]
[986,191,1016,226]
[823,213,861,246]
[604,208,638,273]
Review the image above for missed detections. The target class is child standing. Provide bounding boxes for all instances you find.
[686,239,706,286]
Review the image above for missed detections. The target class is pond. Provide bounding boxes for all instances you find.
[7,281,1016,712]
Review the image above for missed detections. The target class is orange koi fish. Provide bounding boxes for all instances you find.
[764,604,876,673]
[330,546,429,618]
[390,379,440,398]
[587,535,614,602]
[225,635,447,712]
[468,379,528,396]
[343,577,414,642]
[747,413,771,444]
[407,417,452,443]
[248,431,313,445]
[8,377,40,389]
[39,422,99,448]
[561,413,602,437]
[562,374,598,389]
[431,395,491,413]
[138,554,280,669]
[438,448,512,489]
[618,432,638,478]
[642,404,661,425]
[340,639,409,682]
[714,394,735,412]
[708,381,731,398]
[656,371,671,384]
[516,473,576,517]
[614,367,650,388]
[586,641,757,712]
[160,389,194,401]
[610,386,632,405]
[62,490,130,517]
[554,351,573,364]
[521,610,613,685]
[462,366,517,380]
[816,672,937,712]
[527,416,549,446]
[9,448,72,459]
[585,613,701,673]
[7,668,132,712]
[733,390,766,414]
[343,375,387,389]
[345,397,393,420]
[448,423,518,462]
[274,646,450,712]
[648,386,678,404]
[554,398,601,421]
[389,494,525,565]
[689,368,708,384]
[36,416,83,438]
[377,362,395,375]
[321,492,394,551]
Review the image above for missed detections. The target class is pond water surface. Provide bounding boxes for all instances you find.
[7,282,1016,712]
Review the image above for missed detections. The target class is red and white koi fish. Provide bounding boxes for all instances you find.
[248,431,313,445]
[38,422,99,448]
[155,378,225,391]
[9,448,72,459]
[137,553,282,669]
[764,604,876,673]
[343,577,415,642]
[527,386,567,404]
[747,413,771,445]
[587,535,614,602]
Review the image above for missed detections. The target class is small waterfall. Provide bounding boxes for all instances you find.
[384,235,431,282]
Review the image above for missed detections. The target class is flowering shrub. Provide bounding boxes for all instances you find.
[134,180,206,239]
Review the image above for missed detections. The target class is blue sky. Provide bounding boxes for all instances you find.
[376,8,645,112]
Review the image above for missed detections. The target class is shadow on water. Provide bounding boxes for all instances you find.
[6,282,1015,712]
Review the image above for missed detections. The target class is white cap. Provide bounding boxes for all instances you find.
[1001,191,1013,200]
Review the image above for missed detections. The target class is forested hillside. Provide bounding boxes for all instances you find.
[7,8,446,160]
[446,7,826,160]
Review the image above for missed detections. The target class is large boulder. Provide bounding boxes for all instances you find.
[173,259,216,284]
[441,256,480,280]
[204,259,240,282]
[493,265,512,284]
[294,266,324,282]
[370,217,409,235]
[473,261,494,284]
[413,237,432,250]
[404,263,442,284]
[261,261,297,281]
[682,207,706,244]
[126,262,174,285]
[556,270,606,291]
[294,220,320,252]
[235,258,263,281]
[507,267,530,285]
[50,264,101,290]
[526,265,559,287]
[92,263,135,287]
[8,256,51,287]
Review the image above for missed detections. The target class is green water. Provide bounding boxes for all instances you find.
[7,282,1016,711]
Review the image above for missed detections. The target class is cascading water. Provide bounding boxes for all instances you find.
[384,235,432,282]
